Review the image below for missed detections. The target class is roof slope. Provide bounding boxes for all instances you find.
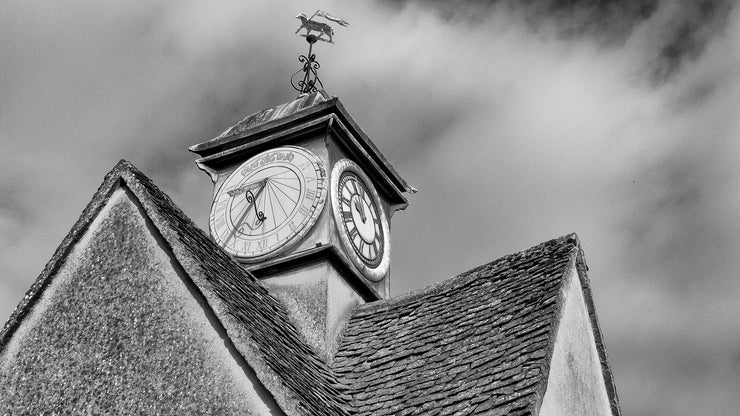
[333,235,594,416]
[0,160,351,416]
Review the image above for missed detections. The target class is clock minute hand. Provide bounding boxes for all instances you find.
[355,186,367,222]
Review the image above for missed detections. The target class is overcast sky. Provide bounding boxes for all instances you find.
[2,1,739,415]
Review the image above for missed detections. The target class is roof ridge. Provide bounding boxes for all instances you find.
[0,160,129,348]
[355,233,581,315]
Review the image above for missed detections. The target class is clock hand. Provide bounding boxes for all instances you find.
[355,186,367,222]
[227,179,267,197]
[354,199,367,223]
[245,180,268,224]
[221,179,268,247]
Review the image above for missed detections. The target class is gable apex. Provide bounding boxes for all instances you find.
[333,234,621,416]
[1,159,136,349]
[1,186,281,414]
[539,264,613,415]
[1,159,352,416]
[572,238,622,416]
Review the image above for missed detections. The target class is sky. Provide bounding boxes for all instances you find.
[1,1,739,415]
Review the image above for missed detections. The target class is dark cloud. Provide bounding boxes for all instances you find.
[389,0,734,82]
[651,0,734,80]
[385,0,658,40]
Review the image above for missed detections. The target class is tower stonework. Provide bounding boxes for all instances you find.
[189,91,412,359]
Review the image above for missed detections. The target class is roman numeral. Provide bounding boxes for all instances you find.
[305,189,316,200]
[342,211,354,222]
[257,239,267,249]
[348,227,359,239]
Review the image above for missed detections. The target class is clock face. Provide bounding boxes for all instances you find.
[210,146,327,261]
[331,159,390,281]
[338,173,384,266]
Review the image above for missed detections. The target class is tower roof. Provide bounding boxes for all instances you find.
[189,91,413,208]
[200,91,334,144]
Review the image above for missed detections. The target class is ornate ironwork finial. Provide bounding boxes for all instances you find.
[291,10,349,95]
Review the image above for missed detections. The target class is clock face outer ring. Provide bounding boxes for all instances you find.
[209,145,327,263]
[331,159,390,282]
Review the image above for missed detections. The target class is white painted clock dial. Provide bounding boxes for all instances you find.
[331,159,390,281]
[210,146,327,262]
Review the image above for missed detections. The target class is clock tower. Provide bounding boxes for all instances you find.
[190,90,412,359]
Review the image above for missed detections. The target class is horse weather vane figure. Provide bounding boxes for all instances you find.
[291,10,349,95]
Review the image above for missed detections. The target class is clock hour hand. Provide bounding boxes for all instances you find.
[353,199,366,223]
[354,186,367,223]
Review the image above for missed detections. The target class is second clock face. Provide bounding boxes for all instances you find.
[210,146,327,261]
[338,172,384,267]
[331,159,390,282]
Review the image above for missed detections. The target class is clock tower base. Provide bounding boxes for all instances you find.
[190,91,412,361]
[250,246,379,362]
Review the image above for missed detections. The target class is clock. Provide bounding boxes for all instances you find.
[210,146,327,262]
[331,159,390,281]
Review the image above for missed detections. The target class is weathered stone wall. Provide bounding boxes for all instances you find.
[538,266,612,416]
[262,261,364,363]
[0,189,281,415]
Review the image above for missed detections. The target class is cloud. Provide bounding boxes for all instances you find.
[2,1,740,415]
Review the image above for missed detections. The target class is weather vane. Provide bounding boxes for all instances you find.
[291,10,349,95]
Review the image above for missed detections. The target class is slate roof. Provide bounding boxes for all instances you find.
[0,160,352,416]
[333,235,621,416]
[2,161,620,416]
